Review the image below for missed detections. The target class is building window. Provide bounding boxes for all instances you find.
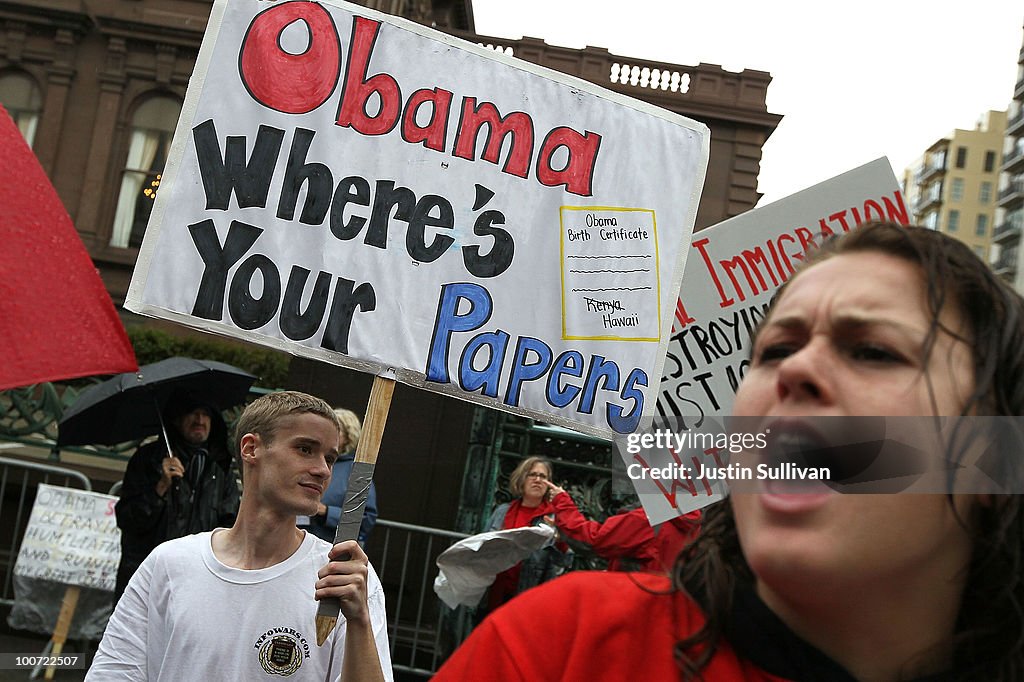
[923,211,938,229]
[980,181,992,203]
[951,178,964,202]
[111,96,181,249]
[0,72,42,147]
[974,245,986,259]
[985,150,997,173]
[955,147,967,169]
[948,210,960,232]
[976,214,989,236]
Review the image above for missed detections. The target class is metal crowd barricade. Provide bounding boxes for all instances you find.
[371,519,474,677]
[0,456,92,607]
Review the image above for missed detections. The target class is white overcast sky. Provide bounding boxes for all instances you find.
[472,1,1023,207]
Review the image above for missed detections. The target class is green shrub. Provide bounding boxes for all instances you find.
[127,327,290,388]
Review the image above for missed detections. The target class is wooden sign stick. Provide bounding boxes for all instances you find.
[45,585,80,680]
[315,374,395,646]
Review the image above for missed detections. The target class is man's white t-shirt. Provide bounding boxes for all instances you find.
[87,530,392,680]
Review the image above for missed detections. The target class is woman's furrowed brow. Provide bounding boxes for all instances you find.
[765,311,924,336]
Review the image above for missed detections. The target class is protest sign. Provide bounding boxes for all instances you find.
[125,0,709,439]
[14,484,121,591]
[625,158,908,524]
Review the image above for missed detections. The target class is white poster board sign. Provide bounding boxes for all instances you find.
[628,158,908,523]
[126,0,709,439]
[14,484,121,591]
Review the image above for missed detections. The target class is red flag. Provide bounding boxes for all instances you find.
[0,105,137,390]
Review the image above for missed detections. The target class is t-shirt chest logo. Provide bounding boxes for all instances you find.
[254,627,310,676]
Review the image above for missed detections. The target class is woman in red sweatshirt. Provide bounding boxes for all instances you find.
[545,480,699,573]
[481,456,572,613]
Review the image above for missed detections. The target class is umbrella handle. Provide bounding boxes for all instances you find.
[150,396,182,543]
[155,396,174,460]
[155,396,182,502]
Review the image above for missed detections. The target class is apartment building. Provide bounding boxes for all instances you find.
[903,109,1006,262]
[992,20,1024,287]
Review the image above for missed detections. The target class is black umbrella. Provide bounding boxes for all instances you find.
[57,356,257,447]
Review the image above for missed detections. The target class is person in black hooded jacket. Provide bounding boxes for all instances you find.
[113,391,240,598]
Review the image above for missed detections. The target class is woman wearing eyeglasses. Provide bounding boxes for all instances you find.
[480,456,572,616]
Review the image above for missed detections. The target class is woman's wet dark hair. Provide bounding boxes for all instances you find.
[673,223,1024,680]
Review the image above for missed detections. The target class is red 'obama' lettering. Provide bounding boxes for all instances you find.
[239,2,340,115]
[402,88,454,152]
[536,127,602,197]
[235,1,605,197]
[453,98,534,179]
[336,16,401,136]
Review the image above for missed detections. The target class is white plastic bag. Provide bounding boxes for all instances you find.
[433,525,556,609]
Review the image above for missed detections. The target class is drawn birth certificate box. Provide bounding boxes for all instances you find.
[560,206,661,341]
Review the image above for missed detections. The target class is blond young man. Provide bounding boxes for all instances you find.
[89,391,391,681]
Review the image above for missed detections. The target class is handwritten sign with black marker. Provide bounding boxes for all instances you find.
[126,0,709,439]
[14,485,121,591]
